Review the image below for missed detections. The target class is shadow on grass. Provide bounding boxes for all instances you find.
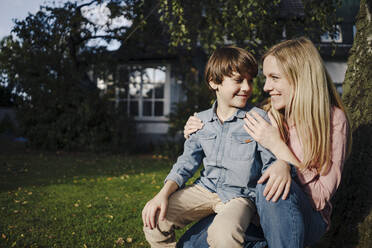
[315,124,372,248]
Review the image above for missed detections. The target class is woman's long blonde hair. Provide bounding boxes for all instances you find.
[262,37,351,175]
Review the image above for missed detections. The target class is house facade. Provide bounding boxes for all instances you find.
[100,0,360,145]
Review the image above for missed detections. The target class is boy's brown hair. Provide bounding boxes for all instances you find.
[204,46,258,89]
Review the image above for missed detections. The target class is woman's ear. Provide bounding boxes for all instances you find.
[209,81,218,90]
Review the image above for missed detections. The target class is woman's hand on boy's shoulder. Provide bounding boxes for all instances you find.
[184,113,204,139]
[244,111,282,152]
[142,192,169,229]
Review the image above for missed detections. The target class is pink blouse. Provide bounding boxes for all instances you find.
[288,107,349,228]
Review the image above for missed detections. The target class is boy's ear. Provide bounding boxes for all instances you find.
[209,81,218,90]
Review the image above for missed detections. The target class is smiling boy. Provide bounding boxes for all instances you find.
[142,47,276,248]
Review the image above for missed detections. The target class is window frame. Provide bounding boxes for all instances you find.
[114,63,171,121]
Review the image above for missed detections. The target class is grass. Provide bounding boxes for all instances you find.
[0,151,197,248]
[2,150,371,248]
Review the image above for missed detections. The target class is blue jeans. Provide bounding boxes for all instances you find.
[177,181,327,248]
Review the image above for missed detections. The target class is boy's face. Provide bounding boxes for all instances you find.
[209,72,253,110]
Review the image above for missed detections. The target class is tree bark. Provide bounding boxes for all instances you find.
[316,0,372,247]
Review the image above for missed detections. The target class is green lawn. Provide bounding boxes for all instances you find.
[0,152,196,248]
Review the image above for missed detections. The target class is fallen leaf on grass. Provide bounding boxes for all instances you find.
[22,201,28,205]
[115,237,124,245]
[1,233,6,239]
[28,192,32,195]
[83,244,88,248]
[86,204,92,208]
[126,237,133,243]
[74,203,79,207]
[106,215,114,219]
[13,210,19,214]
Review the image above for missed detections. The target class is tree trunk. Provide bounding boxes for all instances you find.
[316,0,372,247]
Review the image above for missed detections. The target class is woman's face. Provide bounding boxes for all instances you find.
[263,55,293,111]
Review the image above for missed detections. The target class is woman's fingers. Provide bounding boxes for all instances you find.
[257,169,270,184]
[271,181,286,202]
[263,175,275,197]
[251,111,267,124]
[265,178,281,201]
[282,178,291,200]
[245,112,259,126]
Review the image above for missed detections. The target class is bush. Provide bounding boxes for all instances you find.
[0,114,16,134]
[18,92,136,152]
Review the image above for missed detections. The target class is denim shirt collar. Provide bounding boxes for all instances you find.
[207,101,249,122]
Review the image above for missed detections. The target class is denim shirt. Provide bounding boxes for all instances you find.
[165,102,276,202]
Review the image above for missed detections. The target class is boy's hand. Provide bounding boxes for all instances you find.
[258,159,291,202]
[184,113,204,139]
[142,192,169,229]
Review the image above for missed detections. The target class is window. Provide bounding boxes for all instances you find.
[320,25,343,43]
[112,65,169,119]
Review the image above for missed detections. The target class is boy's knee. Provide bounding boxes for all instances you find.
[207,220,245,248]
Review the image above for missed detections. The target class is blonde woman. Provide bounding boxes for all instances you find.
[178,37,351,248]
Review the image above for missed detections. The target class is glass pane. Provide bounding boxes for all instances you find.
[154,101,164,116]
[143,101,152,116]
[129,69,141,84]
[154,84,164,99]
[143,68,153,84]
[142,83,154,99]
[154,67,166,83]
[129,83,140,99]
[129,101,138,116]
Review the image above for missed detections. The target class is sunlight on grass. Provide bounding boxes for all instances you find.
[0,153,197,247]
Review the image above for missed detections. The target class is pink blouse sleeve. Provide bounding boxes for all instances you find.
[298,108,349,211]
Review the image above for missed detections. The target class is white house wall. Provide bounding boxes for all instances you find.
[324,61,348,83]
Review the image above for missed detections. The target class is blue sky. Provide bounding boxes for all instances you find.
[0,0,126,50]
[0,0,51,39]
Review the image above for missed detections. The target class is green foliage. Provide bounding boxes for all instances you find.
[0,1,140,151]
[160,0,341,137]
[159,0,341,54]
[0,84,15,107]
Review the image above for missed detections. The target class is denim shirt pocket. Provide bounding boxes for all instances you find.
[229,133,256,161]
[198,131,217,158]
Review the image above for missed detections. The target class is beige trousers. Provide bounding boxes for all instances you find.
[143,184,255,248]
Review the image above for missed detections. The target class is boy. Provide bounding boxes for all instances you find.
[142,47,276,248]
